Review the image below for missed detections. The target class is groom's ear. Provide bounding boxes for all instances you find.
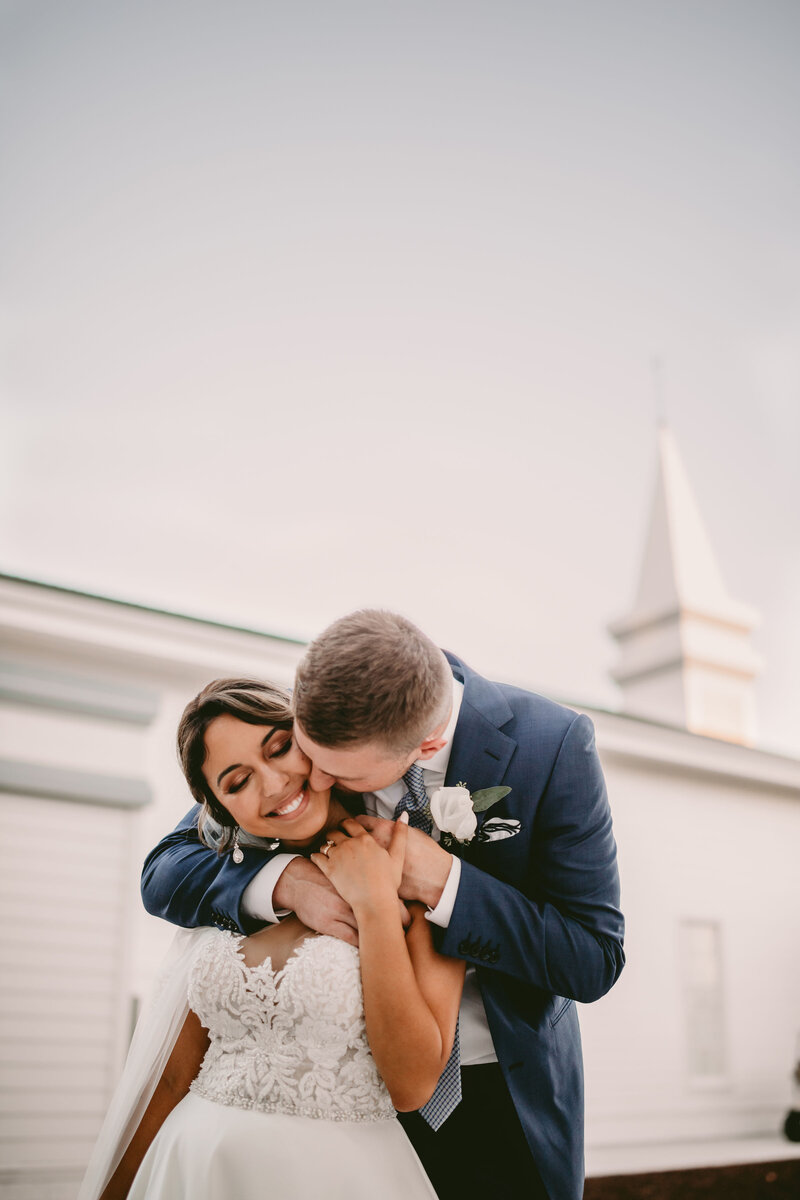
[414,707,451,762]
[416,733,448,762]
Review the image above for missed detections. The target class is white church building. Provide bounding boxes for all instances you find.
[1,429,799,1198]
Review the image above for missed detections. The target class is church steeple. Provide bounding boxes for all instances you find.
[609,427,761,745]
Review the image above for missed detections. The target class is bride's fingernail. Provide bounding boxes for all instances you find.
[398,812,409,825]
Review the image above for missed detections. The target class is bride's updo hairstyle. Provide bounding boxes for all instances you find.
[177,678,293,852]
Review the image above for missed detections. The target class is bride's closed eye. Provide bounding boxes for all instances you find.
[224,736,294,795]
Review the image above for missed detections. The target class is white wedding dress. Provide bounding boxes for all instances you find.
[125,930,436,1199]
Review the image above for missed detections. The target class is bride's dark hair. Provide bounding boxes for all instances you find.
[177,678,293,853]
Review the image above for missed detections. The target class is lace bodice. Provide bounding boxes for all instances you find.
[188,931,395,1122]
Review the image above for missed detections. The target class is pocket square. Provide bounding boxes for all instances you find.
[475,817,521,842]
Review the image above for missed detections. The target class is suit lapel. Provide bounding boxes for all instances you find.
[443,652,516,837]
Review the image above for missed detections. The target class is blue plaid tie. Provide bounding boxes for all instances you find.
[394,763,462,1129]
[394,763,432,833]
[419,1021,462,1130]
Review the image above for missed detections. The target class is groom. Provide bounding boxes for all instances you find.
[142,610,624,1200]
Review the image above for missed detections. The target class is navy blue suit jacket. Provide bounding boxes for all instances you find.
[142,653,624,1199]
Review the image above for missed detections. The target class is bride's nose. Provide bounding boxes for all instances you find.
[257,758,291,796]
[257,741,308,800]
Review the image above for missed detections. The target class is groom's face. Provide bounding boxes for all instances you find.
[293,720,414,794]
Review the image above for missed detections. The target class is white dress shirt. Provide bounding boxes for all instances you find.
[243,677,497,1065]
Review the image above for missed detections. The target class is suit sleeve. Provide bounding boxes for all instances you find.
[438,714,624,1003]
[140,807,285,933]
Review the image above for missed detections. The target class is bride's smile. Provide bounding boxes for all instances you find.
[266,786,307,819]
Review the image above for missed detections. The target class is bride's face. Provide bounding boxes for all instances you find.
[203,714,332,845]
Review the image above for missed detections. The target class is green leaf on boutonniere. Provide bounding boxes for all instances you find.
[470,786,511,813]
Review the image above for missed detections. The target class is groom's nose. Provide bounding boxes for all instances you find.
[309,762,336,791]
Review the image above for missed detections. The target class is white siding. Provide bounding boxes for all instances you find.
[580,752,800,1147]
[0,794,132,1200]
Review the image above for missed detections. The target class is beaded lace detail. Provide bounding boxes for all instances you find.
[188,931,395,1122]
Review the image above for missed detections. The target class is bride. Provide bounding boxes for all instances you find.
[80,678,465,1199]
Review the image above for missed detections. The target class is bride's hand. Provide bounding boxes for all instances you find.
[310,814,408,919]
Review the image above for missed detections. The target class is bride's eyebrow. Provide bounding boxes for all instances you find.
[216,728,278,786]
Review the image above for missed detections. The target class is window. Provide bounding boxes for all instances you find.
[680,919,727,1084]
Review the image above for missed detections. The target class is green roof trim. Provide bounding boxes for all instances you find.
[0,571,307,646]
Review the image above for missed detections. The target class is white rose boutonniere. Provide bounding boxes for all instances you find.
[430,786,477,844]
[428,782,512,848]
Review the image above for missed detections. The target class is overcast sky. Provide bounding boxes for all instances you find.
[2,1,799,755]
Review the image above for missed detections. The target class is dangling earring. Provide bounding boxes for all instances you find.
[232,827,244,864]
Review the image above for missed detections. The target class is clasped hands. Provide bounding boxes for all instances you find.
[271,815,453,947]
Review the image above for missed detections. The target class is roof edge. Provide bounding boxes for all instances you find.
[0,571,307,647]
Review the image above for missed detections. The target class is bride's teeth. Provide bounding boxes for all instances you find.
[275,790,304,817]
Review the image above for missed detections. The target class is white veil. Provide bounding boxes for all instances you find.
[77,925,217,1200]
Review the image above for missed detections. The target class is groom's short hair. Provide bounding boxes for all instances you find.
[293,609,452,754]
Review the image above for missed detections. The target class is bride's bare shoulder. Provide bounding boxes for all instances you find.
[240,915,317,972]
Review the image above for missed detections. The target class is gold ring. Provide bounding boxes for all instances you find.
[320,840,335,858]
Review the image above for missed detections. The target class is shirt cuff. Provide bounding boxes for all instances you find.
[424,855,461,928]
[241,854,302,924]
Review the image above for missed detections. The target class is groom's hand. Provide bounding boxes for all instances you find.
[272,856,411,944]
[272,857,360,946]
[355,815,453,910]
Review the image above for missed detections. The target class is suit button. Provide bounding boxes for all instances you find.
[458,936,483,958]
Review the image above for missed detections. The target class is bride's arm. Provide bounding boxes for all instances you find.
[367,899,465,1110]
[311,818,465,1111]
[99,1012,209,1200]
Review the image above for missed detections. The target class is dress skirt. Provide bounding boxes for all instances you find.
[128,1092,437,1199]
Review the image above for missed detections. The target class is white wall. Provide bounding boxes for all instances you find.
[581,733,800,1148]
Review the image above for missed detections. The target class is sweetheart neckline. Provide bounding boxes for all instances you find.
[224,930,355,991]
